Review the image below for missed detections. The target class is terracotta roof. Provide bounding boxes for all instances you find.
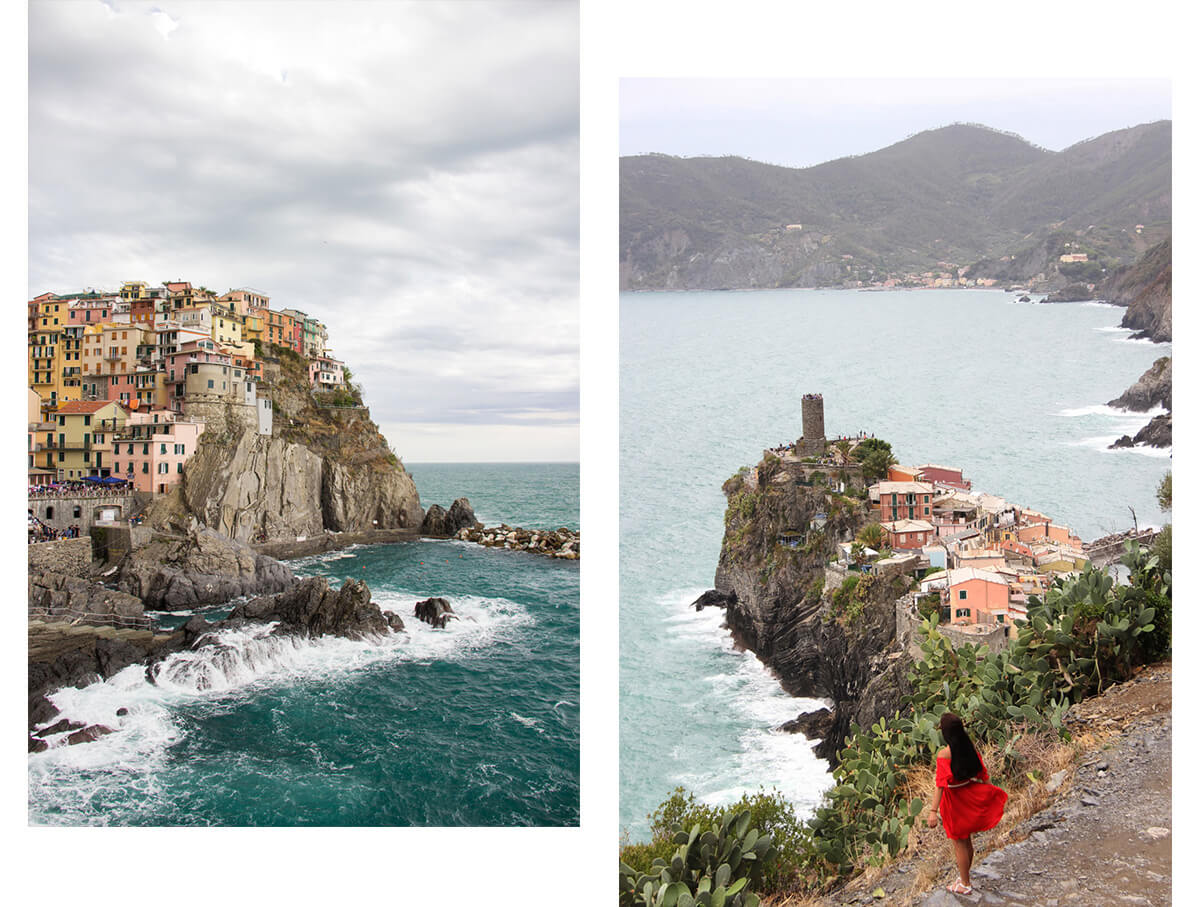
[881,519,935,533]
[54,400,127,415]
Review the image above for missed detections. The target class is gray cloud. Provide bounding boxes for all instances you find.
[29,0,579,462]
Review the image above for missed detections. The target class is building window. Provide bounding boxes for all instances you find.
[142,462,149,474]
[207,379,214,389]
[73,506,81,518]
[158,463,169,474]
[955,608,971,619]
[995,614,1005,624]
[160,443,167,454]
[958,590,967,600]
[177,462,183,473]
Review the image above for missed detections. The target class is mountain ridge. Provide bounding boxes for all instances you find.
[621,121,1170,292]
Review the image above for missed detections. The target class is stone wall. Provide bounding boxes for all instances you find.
[90,525,155,563]
[182,399,259,436]
[27,537,93,576]
[895,596,1010,658]
[29,495,134,531]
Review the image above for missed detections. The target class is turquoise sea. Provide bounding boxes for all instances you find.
[619,288,1170,838]
[28,463,579,826]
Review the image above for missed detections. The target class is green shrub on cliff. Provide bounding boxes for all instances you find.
[620,788,805,899]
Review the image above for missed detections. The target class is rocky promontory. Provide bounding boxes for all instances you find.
[1108,356,1171,449]
[1108,356,1171,412]
[696,453,908,762]
[454,523,580,559]
[115,526,297,610]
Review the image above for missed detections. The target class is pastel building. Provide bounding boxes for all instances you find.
[881,518,935,550]
[916,464,971,490]
[219,288,270,317]
[111,410,205,494]
[945,567,1011,625]
[165,339,242,409]
[46,400,129,479]
[309,355,345,391]
[877,481,934,522]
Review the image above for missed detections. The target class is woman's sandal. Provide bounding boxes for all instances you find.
[947,880,973,895]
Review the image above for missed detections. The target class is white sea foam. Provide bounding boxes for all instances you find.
[1058,403,1124,418]
[30,591,531,784]
[657,589,832,820]
[1082,301,1121,308]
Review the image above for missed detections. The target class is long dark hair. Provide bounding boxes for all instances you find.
[939,712,983,781]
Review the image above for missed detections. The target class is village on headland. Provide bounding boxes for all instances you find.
[26,279,578,561]
[754,394,1156,651]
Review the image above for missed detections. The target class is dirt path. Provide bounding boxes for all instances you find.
[812,663,1171,907]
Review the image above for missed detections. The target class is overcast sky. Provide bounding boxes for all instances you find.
[621,78,1172,168]
[28,0,579,463]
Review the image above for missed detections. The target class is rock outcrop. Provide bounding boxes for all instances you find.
[414,597,457,629]
[115,527,296,610]
[1108,356,1171,449]
[225,576,403,639]
[28,621,183,731]
[1111,413,1172,449]
[421,497,480,538]
[29,572,146,623]
[1108,356,1171,412]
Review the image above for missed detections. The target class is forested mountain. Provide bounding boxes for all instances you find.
[620,121,1170,291]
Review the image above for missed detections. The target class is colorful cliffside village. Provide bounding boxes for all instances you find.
[767,394,1092,645]
[28,280,346,503]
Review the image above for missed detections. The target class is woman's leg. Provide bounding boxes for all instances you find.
[952,836,972,886]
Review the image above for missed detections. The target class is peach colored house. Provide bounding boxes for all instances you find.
[881,518,935,550]
[946,567,1010,625]
[886,465,921,483]
[111,410,205,494]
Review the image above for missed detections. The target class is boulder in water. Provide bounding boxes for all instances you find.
[414,597,457,629]
[227,576,393,640]
[66,725,115,745]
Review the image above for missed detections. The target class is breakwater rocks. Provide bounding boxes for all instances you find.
[453,524,580,559]
[414,597,457,628]
[116,526,297,610]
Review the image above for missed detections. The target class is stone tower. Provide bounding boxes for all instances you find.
[798,393,826,456]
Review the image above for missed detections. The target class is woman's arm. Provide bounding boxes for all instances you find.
[926,786,943,827]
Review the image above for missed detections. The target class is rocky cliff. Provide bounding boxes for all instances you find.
[699,455,912,762]
[145,346,423,543]
[1098,237,1171,343]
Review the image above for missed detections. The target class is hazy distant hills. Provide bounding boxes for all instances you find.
[620,121,1171,291]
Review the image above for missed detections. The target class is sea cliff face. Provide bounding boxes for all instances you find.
[703,455,911,762]
[1098,237,1171,343]
[145,350,424,543]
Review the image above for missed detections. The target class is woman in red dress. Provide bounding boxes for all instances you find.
[925,712,1007,896]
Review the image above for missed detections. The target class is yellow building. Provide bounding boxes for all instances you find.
[211,302,244,347]
[241,311,265,344]
[42,400,129,480]
[120,281,149,300]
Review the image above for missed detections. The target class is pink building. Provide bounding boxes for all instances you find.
[945,567,1011,625]
[68,298,115,325]
[309,355,345,391]
[916,464,971,490]
[111,410,205,494]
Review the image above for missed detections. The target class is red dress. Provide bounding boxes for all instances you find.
[936,754,1007,840]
